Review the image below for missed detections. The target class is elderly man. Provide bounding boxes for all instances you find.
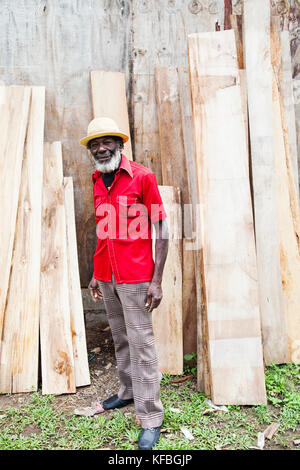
[80,117,169,450]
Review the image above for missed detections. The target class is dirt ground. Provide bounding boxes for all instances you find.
[0,313,299,451]
[0,314,130,416]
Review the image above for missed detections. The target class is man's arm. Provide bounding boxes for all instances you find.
[146,218,169,313]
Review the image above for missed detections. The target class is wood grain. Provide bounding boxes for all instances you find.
[273,74,300,363]
[0,86,31,344]
[155,66,197,357]
[40,142,75,395]
[90,70,132,161]
[243,0,289,365]
[132,0,225,183]
[188,29,267,404]
[0,87,45,393]
[152,186,183,375]
[64,176,91,386]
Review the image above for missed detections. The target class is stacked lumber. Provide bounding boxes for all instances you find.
[150,0,299,404]
[0,87,90,395]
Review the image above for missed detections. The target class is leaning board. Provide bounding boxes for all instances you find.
[64,176,91,386]
[0,87,45,393]
[0,86,31,343]
[90,70,132,161]
[155,66,197,357]
[188,30,267,404]
[152,186,183,375]
[273,74,300,363]
[243,0,289,364]
[40,142,76,395]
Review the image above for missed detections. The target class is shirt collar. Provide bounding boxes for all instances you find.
[92,153,133,183]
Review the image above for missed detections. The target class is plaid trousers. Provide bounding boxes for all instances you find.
[99,275,164,429]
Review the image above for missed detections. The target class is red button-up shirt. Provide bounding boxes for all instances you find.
[92,154,167,284]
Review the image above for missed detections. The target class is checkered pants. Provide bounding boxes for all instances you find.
[99,275,164,429]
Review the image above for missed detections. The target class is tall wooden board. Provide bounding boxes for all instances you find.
[0,87,45,393]
[243,0,289,364]
[40,142,76,395]
[152,186,183,375]
[273,75,300,363]
[64,176,91,386]
[280,31,299,199]
[155,66,197,357]
[90,71,132,161]
[188,30,267,404]
[0,86,31,343]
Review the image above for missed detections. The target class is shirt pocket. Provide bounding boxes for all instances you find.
[117,195,143,219]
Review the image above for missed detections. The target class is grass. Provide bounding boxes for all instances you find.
[0,362,299,450]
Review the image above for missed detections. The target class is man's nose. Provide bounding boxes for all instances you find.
[96,142,106,153]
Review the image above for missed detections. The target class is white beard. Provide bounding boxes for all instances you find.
[94,149,122,174]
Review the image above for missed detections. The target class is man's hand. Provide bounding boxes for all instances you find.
[88,276,103,303]
[146,281,163,313]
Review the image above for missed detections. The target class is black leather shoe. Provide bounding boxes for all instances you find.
[102,394,134,410]
[138,427,161,450]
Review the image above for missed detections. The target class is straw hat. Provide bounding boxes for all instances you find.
[80,117,129,147]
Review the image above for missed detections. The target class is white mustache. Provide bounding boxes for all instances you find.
[94,149,121,173]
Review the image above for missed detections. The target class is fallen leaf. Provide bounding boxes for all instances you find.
[170,407,182,413]
[73,407,97,417]
[171,375,193,384]
[180,427,194,440]
[105,362,112,369]
[161,428,171,433]
[202,408,219,415]
[91,347,101,354]
[205,399,228,413]
[215,444,231,450]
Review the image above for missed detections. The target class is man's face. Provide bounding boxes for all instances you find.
[89,136,123,173]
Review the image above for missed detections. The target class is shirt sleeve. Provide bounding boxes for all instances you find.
[142,172,167,223]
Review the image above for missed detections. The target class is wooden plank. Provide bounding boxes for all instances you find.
[40,142,76,395]
[0,87,45,393]
[243,0,289,365]
[90,70,133,161]
[132,0,225,182]
[229,14,244,70]
[273,74,300,363]
[152,186,183,375]
[188,29,267,404]
[155,66,197,357]
[279,31,299,198]
[64,176,91,386]
[0,86,31,344]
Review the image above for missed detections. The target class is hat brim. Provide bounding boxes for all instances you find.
[80,131,129,147]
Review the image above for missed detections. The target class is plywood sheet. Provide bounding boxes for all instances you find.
[243,0,289,364]
[152,186,183,375]
[90,70,132,161]
[40,142,75,395]
[0,86,31,344]
[0,87,45,393]
[188,29,267,404]
[64,176,91,386]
